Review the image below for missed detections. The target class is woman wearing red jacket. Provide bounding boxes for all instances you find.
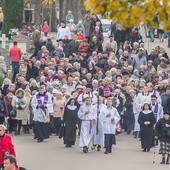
[0,125,16,169]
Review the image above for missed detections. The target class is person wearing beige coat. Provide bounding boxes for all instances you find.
[22,89,32,134]
[0,56,7,78]
[11,88,27,135]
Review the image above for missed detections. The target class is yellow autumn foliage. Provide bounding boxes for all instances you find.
[84,0,170,32]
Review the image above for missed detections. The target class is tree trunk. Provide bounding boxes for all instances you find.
[51,1,57,32]
[59,0,64,23]
[79,0,86,19]
[34,0,42,28]
[64,0,83,23]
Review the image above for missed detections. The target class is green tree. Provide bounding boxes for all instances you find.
[2,0,24,35]
[0,0,4,7]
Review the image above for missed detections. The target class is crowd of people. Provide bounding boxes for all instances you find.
[0,10,169,167]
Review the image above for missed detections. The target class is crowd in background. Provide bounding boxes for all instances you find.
[0,10,169,165]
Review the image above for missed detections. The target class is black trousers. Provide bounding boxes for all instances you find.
[11,62,19,83]
[104,134,115,151]
[53,117,62,134]
[8,118,15,132]
[0,21,3,30]
[0,116,5,124]
[13,119,22,133]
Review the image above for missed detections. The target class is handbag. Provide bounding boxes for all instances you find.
[9,109,17,118]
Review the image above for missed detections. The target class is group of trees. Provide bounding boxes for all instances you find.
[1,0,24,35]
[0,0,85,34]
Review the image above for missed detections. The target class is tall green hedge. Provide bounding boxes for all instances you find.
[0,0,4,7]
[2,0,24,35]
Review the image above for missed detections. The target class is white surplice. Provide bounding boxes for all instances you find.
[101,107,120,134]
[150,103,164,122]
[78,104,97,147]
[93,103,107,147]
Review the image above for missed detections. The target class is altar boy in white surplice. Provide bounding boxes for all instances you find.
[101,98,120,154]
[92,96,107,151]
[78,96,97,153]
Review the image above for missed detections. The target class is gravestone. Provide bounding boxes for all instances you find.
[0,47,10,70]
[0,34,9,48]
[11,34,30,52]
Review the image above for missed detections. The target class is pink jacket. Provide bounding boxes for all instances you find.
[42,24,49,33]
[53,98,65,118]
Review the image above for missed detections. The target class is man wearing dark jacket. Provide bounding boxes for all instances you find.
[155,112,170,164]
[161,85,170,111]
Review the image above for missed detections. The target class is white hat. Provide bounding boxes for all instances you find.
[76,84,83,90]
[52,89,59,94]
[56,91,62,95]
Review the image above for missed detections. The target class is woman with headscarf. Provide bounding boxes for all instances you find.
[12,88,27,135]
[0,56,7,79]
[63,98,79,148]
[22,89,32,134]
[138,103,156,152]
[3,84,15,133]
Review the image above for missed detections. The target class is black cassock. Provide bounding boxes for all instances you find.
[63,106,79,145]
[138,111,156,149]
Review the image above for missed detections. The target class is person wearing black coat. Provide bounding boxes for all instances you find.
[46,38,55,54]
[0,89,5,124]
[26,60,39,81]
[114,27,126,48]
[155,112,170,164]
[124,94,135,134]
[164,96,170,113]
[89,36,103,54]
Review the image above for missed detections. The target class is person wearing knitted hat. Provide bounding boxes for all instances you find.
[155,112,170,164]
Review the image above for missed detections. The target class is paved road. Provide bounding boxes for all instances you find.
[13,132,169,170]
